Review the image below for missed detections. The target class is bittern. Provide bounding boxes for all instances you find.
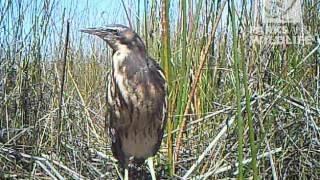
[81,24,167,180]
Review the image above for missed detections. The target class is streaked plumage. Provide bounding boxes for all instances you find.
[81,25,167,177]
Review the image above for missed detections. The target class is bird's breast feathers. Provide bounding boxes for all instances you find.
[110,51,166,112]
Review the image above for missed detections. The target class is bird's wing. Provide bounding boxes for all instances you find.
[147,57,168,150]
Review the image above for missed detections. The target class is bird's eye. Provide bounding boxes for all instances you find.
[115,30,121,36]
[108,29,120,36]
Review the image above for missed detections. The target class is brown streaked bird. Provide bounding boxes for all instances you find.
[81,24,167,180]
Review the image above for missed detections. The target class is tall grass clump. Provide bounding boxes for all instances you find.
[229,0,244,178]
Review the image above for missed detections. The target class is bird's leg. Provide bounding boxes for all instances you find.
[114,165,124,180]
[124,168,129,180]
[147,157,157,180]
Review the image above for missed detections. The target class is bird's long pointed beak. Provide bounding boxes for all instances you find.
[80,28,96,33]
[80,27,109,36]
[81,24,121,33]
[81,24,126,35]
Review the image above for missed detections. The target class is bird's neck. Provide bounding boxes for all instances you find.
[112,49,147,74]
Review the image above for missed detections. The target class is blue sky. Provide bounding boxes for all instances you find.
[51,0,127,30]
[0,0,232,58]
[0,0,142,57]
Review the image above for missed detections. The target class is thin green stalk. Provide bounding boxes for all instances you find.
[161,0,173,175]
[241,39,258,179]
[239,0,258,178]
[176,0,188,130]
[173,0,190,171]
[230,0,244,179]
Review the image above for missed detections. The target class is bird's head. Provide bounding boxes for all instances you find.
[81,24,146,54]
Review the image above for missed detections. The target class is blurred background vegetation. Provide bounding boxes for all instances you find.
[0,0,319,179]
